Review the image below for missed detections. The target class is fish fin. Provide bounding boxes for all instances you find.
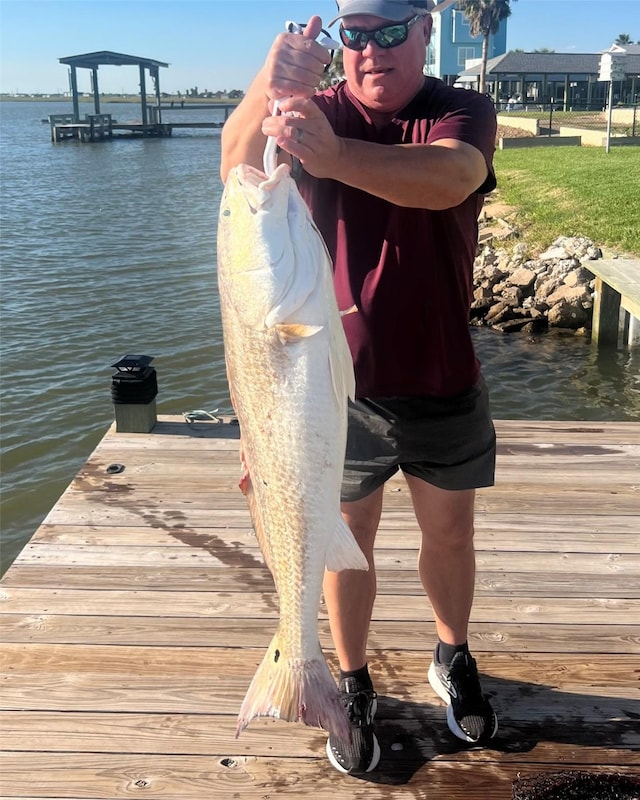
[236,634,351,741]
[325,516,369,573]
[238,469,251,496]
[240,468,274,574]
[340,304,358,318]
[238,444,250,494]
[275,323,323,344]
[328,311,356,405]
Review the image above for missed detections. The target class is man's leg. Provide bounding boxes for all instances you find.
[403,472,497,743]
[403,474,476,646]
[323,485,384,670]
[323,487,383,774]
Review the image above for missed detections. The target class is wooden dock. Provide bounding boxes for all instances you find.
[590,258,640,348]
[1,416,639,798]
[49,105,234,142]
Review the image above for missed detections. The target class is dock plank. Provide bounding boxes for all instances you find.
[41,485,640,518]
[2,712,638,763]
[1,753,639,800]
[1,416,639,799]
[11,542,640,574]
[17,519,640,550]
[2,566,637,596]
[2,587,638,623]
[2,617,639,652]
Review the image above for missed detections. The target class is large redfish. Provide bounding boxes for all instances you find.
[217,162,367,740]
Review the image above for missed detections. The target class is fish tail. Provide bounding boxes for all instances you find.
[236,634,351,741]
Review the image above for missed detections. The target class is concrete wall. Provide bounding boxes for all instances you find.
[557,126,607,146]
[498,136,582,149]
[557,127,640,146]
[612,108,637,124]
[496,114,540,135]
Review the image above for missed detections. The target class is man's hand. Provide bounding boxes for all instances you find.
[261,95,342,177]
[220,15,331,180]
[265,16,331,101]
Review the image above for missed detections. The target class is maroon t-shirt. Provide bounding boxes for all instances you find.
[297,78,497,399]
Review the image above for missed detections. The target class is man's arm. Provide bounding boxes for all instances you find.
[220,17,330,183]
[331,137,489,210]
[220,68,272,181]
[261,96,494,211]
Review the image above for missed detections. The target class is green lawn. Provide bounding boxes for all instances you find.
[492,146,640,257]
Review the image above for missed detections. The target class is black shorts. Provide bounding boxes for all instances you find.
[341,378,496,502]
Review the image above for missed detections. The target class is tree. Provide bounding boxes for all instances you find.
[319,49,344,90]
[533,48,555,53]
[457,0,516,94]
[615,33,632,45]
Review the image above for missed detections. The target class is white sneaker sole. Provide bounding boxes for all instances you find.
[428,660,499,743]
[326,732,381,774]
[325,696,380,774]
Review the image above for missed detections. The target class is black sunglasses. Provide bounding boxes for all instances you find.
[339,15,422,51]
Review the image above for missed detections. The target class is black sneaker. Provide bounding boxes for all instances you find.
[326,676,381,774]
[428,649,498,743]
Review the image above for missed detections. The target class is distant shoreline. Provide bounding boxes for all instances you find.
[0,94,242,105]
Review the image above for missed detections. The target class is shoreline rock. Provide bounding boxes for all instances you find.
[472,210,603,336]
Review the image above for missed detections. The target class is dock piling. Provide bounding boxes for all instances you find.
[592,276,622,347]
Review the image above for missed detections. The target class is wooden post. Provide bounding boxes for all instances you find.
[591,277,621,347]
[139,65,148,125]
[152,65,162,124]
[70,66,80,122]
[621,309,630,346]
[92,68,100,115]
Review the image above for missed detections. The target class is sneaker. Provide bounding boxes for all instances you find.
[428,649,498,743]
[326,676,381,774]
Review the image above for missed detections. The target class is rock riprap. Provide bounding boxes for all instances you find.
[472,232,604,335]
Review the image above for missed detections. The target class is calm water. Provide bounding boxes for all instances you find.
[1,101,639,575]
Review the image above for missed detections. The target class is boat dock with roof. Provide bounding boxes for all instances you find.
[49,50,236,142]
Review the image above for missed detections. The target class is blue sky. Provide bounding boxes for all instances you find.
[1,0,638,94]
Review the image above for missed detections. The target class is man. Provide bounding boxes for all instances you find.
[221,0,498,776]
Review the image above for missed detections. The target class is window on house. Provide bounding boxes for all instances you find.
[454,10,470,29]
[458,47,477,66]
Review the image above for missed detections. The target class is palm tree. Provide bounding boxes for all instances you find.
[319,49,344,90]
[457,0,516,94]
[615,33,632,45]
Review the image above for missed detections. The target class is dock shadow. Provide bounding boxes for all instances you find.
[339,673,639,785]
[152,418,241,439]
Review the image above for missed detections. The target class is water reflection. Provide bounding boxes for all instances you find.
[474,328,640,421]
